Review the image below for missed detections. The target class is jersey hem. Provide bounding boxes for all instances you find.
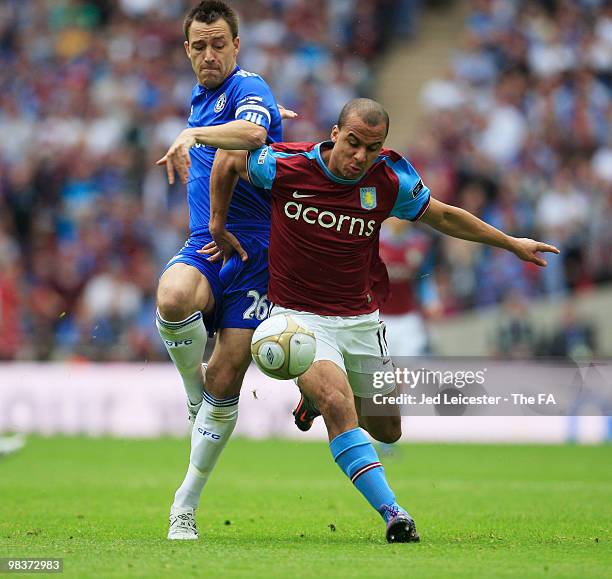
[270,300,380,318]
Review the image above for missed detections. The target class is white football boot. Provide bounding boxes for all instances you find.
[168,507,199,540]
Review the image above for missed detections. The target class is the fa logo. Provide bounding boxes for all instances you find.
[214,92,226,113]
[360,187,377,210]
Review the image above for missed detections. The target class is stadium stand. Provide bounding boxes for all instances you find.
[406,0,611,315]
[0,0,609,361]
[0,0,418,361]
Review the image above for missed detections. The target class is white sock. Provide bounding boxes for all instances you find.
[173,390,240,510]
[156,310,207,405]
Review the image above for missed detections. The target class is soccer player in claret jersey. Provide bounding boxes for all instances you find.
[154,1,295,540]
[204,98,560,543]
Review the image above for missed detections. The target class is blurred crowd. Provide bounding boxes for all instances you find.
[410,0,611,317]
[0,0,415,361]
[0,0,609,362]
[493,292,598,359]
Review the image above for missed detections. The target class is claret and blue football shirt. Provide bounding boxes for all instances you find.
[245,141,431,316]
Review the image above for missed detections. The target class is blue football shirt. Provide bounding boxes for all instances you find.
[186,66,282,235]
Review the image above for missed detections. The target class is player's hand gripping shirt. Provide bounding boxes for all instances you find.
[187,66,282,234]
[246,142,431,316]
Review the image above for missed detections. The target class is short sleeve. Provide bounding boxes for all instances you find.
[388,157,431,221]
[233,74,277,132]
[246,146,277,190]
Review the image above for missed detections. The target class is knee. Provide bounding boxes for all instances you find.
[157,283,194,321]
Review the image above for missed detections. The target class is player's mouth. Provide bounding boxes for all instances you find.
[348,164,363,176]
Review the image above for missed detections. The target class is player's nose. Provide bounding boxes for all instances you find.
[354,147,366,163]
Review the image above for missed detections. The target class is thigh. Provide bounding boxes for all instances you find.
[270,306,346,372]
[158,235,223,316]
[344,321,401,441]
[342,318,395,398]
[205,327,254,398]
[157,263,216,321]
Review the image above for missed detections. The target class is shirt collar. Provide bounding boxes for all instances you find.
[197,65,240,96]
[313,141,364,185]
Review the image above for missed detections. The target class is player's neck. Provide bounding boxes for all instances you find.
[319,146,332,166]
[319,146,343,180]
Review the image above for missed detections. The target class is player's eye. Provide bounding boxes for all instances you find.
[214,43,225,49]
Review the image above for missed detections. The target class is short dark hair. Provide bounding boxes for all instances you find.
[184,0,239,41]
[338,98,389,136]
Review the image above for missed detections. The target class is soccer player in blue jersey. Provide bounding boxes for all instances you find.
[154,1,292,540]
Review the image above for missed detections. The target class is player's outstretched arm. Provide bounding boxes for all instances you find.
[198,149,250,263]
[419,197,560,267]
[155,106,296,186]
[156,120,266,185]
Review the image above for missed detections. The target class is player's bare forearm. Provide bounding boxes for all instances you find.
[209,150,249,233]
[189,120,266,150]
[421,198,512,249]
[420,198,560,266]
[199,150,250,264]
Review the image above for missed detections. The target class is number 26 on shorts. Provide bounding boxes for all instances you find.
[243,290,270,321]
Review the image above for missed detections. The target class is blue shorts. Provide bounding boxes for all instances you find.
[161,228,270,332]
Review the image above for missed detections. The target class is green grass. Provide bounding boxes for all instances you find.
[0,437,610,578]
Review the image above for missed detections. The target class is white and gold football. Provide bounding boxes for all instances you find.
[251,314,316,380]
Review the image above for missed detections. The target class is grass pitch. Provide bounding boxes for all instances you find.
[0,437,610,578]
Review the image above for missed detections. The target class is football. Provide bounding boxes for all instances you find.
[251,314,316,380]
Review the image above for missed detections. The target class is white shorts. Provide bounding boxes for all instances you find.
[270,305,395,398]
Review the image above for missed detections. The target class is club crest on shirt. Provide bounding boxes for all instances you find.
[360,187,377,210]
[214,92,227,113]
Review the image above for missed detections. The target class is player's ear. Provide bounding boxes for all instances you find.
[233,36,240,56]
[184,40,190,58]
[331,125,339,143]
